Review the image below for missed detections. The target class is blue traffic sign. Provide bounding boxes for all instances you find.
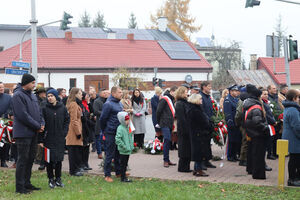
[5,68,29,75]
[11,61,30,69]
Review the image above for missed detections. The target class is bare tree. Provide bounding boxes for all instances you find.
[210,41,241,90]
[274,14,287,57]
[112,67,147,90]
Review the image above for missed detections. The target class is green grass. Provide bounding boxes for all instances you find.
[0,169,299,200]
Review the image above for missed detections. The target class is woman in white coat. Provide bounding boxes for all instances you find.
[131,89,146,148]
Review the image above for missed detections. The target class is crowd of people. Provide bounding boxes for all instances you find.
[0,73,300,194]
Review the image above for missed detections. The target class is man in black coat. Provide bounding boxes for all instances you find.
[12,74,45,194]
[224,84,242,162]
[199,81,216,168]
[0,82,12,168]
[156,86,177,168]
[243,84,269,179]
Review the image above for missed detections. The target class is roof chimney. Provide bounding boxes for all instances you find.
[65,31,72,41]
[250,54,257,70]
[158,17,168,32]
[107,32,116,39]
[127,33,134,41]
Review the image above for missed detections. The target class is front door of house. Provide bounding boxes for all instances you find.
[84,75,109,93]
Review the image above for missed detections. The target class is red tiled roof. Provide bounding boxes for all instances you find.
[0,38,212,70]
[258,57,300,85]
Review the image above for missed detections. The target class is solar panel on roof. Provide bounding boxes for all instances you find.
[158,41,201,60]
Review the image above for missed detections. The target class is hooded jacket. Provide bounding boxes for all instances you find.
[115,112,134,155]
[12,84,44,138]
[243,97,269,138]
[42,101,69,162]
[282,101,300,153]
[100,95,123,135]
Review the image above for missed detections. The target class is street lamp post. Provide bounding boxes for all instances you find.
[30,0,38,80]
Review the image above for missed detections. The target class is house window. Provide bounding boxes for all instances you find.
[205,53,210,57]
[69,78,77,89]
[0,46,4,52]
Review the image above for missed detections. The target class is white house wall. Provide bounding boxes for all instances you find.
[0,71,211,94]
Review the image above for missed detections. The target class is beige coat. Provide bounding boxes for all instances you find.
[66,102,83,146]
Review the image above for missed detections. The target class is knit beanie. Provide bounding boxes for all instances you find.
[246,84,262,98]
[47,89,59,101]
[21,74,35,86]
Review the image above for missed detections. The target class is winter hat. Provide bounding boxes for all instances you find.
[47,89,59,100]
[117,111,129,125]
[246,84,262,98]
[21,74,35,86]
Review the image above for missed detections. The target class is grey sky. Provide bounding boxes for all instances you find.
[1,0,300,66]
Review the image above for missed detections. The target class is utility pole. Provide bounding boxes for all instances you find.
[283,37,291,88]
[30,0,38,81]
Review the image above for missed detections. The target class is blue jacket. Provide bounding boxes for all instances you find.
[12,84,44,138]
[100,95,123,135]
[200,91,213,119]
[224,94,241,142]
[0,93,12,117]
[151,94,159,126]
[282,101,300,153]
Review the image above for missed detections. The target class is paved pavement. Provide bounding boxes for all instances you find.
[27,116,288,187]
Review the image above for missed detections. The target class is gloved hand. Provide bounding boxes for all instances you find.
[135,113,141,117]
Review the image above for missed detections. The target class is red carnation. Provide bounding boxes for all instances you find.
[134,142,137,147]
[278,113,283,120]
[214,128,218,131]
[216,135,220,141]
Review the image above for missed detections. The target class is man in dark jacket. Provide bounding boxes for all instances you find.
[199,81,216,168]
[93,89,106,159]
[156,86,177,168]
[0,82,12,168]
[34,86,47,170]
[243,84,269,179]
[12,74,45,194]
[224,84,242,162]
[100,86,123,182]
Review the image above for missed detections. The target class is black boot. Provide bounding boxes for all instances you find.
[1,161,8,168]
[288,179,300,187]
[49,179,56,189]
[55,177,65,187]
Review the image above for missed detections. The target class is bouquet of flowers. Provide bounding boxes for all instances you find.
[144,138,163,154]
[210,98,228,147]
[0,118,14,147]
[269,101,283,122]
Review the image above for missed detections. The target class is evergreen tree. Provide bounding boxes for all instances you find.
[150,0,201,41]
[128,12,137,29]
[78,11,91,27]
[93,11,107,28]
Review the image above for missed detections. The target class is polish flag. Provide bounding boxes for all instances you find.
[268,125,276,136]
[129,120,135,133]
[44,147,50,163]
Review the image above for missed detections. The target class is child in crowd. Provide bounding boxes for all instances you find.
[115,111,134,182]
[42,89,69,188]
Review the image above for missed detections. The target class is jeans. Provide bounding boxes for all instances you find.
[95,134,105,155]
[194,161,202,171]
[162,127,171,162]
[120,154,129,180]
[104,134,120,177]
[15,135,37,192]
